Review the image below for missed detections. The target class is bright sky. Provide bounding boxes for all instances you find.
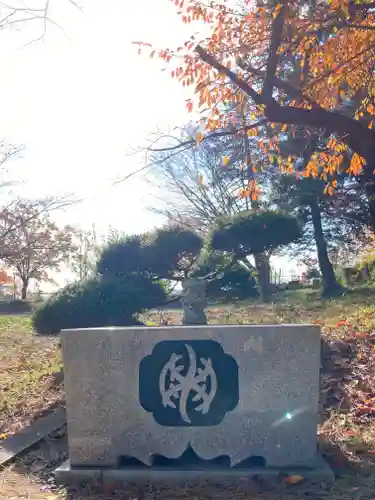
[0,0,194,236]
[0,0,301,289]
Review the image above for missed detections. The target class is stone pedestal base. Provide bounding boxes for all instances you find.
[55,455,334,486]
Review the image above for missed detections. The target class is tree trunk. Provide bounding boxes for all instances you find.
[310,201,342,297]
[364,174,375,235]
[254,253,271,302]
[21,279,29,300]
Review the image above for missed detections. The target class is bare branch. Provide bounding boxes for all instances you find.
[146,125,251,233]
[0,0,81,44]
[147,120,268,153]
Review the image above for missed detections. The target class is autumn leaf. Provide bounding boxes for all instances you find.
[349,153,366,176]
[186,100,193,113]
[283,474,304,485]
[196,132,204,145]
[239,188,250,199]
[222,155,230,167]
[137,0,375,203]
[0,269,12,284]
[336,320,347,327]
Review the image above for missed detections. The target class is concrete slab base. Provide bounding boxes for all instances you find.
[55,455,334,486]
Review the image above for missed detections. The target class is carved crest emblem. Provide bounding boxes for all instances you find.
[159,344,217,423]
[139,340,239,426]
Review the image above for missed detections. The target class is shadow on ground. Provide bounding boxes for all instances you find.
[3,314,375,499]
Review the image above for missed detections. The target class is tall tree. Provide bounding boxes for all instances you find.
[273,176,342,295]
[0,202,76,299]
[270,124,371,294]
[149,127,249,232]
[139,0,375,231]
[0,141,23,189]
[149,125,277,296]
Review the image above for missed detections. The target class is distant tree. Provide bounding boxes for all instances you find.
[148,128,247,233]
[1,196,77,260]
[70,225,100,281]
[207,210,301,301]
[272,174,371,296]
[0,141,24,190]
[0,202,76,299]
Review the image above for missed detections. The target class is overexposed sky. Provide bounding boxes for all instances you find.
[0,0,301,288]
[0,0,194,235]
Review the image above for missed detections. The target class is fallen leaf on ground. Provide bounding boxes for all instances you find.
[283,474,304,485]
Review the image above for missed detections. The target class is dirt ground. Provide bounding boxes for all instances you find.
[2,291,375,499]
[2,433,375,500]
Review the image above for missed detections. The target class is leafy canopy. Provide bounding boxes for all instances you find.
[0,201,76,288]
[97,226,203,280]
[137,0,375,182]
[207,210,302,257]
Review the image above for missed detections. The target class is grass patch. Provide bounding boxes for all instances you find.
[143,289,375,328]
[0,315,62,434]
[2,292,375,498]
[143,290,375,483]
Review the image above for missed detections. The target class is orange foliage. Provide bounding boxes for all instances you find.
[0,269,12,285]
[239,179,261,201]
[137,0,375,184]
[350,152,367,176]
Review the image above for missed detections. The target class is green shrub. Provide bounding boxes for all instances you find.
[208,210,302,256]
[285,280,303,290]
[97,228,202,280]
[0,300,32,315]
[32,275,166,335]
[96,234,151,276]
[192,251,258,301]
[207,266,258,301]
[306,268,321,280]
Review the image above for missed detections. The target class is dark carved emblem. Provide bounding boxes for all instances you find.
[139,340,239,426]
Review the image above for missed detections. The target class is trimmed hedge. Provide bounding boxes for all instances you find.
[0,300,33,315]
[32,275,166,335]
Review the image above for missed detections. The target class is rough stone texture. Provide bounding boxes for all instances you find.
[0,409,66,467]
[181,279,207,325]
[61,325,320,469]
[55,460,101,485]
[55,456,334,486]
